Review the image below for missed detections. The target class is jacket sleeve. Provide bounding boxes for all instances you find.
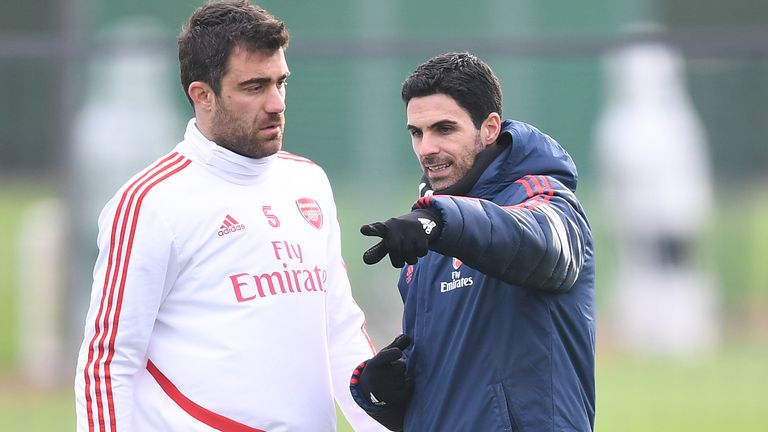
[322,193,389,431]
[75,193,177,432]
[417,175,589,292]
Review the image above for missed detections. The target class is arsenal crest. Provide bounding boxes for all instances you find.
[296,198,323,229]
[452,257,463,270]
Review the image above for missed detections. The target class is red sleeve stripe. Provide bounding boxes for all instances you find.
[506,176,555,212]
[515,178,535,198]
[530,176,545,195]
[414,195,432,209]
[147,360,266,432]
[522,176,554,209]
[538,175,555,200]
[83,152,190,432]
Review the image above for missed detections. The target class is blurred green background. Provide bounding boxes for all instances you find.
[1,0,767,430]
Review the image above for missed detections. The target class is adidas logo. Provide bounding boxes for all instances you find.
[369,392,386,406]
[418,217,436,235]
[217,214,246,237]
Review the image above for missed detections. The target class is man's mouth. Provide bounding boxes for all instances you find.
[426,162,452,173]
[259,123,282,135]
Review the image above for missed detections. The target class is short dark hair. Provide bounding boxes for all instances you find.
[401,52,503,128]
[178,0,289,107]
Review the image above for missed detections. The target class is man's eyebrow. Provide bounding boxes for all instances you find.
[237,72,290,87]
[430,119,458,129]
[407,119,459,131]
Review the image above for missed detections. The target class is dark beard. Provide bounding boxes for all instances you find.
[419,139,508,198]
[210,105,282,159]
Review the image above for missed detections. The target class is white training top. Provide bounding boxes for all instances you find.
[75,119,383,432]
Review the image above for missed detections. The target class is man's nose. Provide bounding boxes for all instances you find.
[417,134,440,157]
[265,86,286,113]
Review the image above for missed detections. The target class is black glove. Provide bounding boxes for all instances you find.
[350,334,413,431]
[361,207,442,268]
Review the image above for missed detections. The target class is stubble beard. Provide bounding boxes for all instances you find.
[210,102,283,159]
[425,132,484,190]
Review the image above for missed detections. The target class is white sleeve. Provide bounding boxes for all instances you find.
[323,198,387,431]
[74,192,178,432]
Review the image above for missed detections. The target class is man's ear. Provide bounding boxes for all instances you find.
[481,112,502,146]
[188,81,215,113]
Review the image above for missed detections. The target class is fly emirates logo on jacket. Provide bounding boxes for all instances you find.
[228,240,327,303]
[440,258,474,293]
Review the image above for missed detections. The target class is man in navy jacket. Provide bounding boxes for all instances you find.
[350,52,595,431]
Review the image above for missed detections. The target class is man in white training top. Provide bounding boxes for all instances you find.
[75,1,384,430]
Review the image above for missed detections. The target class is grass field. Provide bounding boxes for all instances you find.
[0,182,52,369]
[1,182,767,431]
[2,346,767,431]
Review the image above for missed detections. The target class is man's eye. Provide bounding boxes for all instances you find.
[277,79,288,88]
[409,130,422,137]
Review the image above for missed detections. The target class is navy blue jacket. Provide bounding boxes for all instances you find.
[397,120,595,431]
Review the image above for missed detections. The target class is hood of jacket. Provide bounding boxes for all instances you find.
[469,119,579,199]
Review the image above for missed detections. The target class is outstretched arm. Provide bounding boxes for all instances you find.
[419,175,589,292]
